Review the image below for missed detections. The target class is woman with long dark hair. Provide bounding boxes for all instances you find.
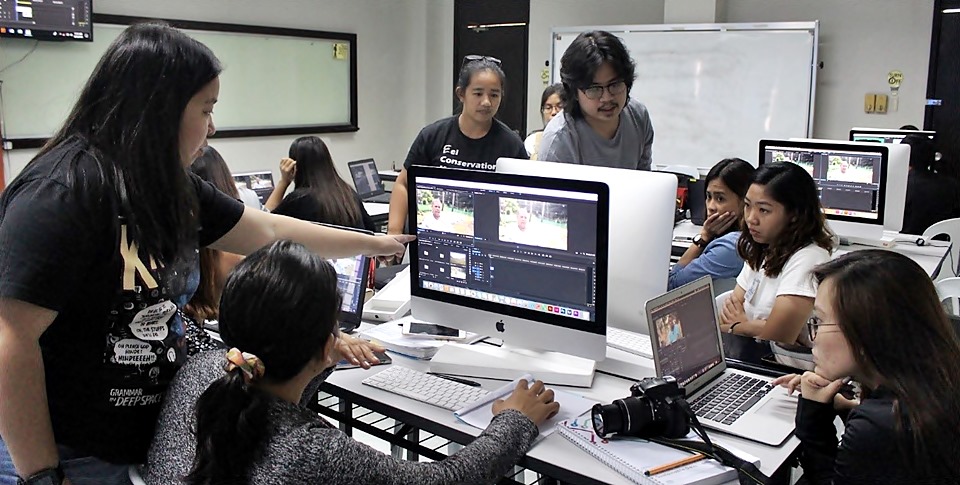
[718,162,834,344]
[669,158,754,290]
[264,136,375,231]
[0,23,408,484]
[774,250,960,483]
[144,241,559,484]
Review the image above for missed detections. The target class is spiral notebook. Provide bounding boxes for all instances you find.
[557,414,758,485]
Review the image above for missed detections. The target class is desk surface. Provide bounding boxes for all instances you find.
[672,220,952,278]
[325,334,800,485]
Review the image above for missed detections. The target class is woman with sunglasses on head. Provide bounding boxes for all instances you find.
[538,30,654,170]
[525,83,564,160]
[772,250,960,484]
[387,56,528,239]
[718,162,834,346]
[144,241,560,485]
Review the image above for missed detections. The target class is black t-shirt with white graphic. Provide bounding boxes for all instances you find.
[0,137,244,463]
[403,116,528,171]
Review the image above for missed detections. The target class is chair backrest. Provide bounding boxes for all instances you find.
[922,217,960,277]
[715,289,733,314]
[935,277,960,316]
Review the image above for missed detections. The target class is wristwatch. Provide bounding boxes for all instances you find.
[692,234,709,249]
[17,465,64,485]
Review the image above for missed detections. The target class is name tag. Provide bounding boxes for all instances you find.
[744,274,762,303]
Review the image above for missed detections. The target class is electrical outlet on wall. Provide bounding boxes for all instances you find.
[875,94,888,114]
[864,94,876,113]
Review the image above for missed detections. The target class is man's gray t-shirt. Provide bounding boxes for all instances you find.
[538,98,654,170]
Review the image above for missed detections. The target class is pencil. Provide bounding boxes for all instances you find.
[644,453,707,476]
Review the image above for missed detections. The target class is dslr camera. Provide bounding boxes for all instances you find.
[591,376,690,439]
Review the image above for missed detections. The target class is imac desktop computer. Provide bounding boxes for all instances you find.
[407,165,610,386]
[849,127,935,144]
[496,158,677,335]
[760,139,909,246]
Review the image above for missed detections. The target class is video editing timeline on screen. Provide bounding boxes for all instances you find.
[416,181,600,323]
[649,285,723,388]
[764,146,883,219]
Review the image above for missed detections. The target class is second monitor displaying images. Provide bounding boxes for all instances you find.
[498,198,568,251]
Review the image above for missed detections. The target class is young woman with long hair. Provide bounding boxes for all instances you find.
[774,250,960,483]
[668,158,754,291]
[144,241,559,484]
[0,23,408,484]
[264,136,375,231]
[718,162,834,344]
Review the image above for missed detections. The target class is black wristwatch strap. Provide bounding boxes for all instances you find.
[17,464,65,485]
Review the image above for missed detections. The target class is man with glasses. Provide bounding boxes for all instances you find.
[539,30,654,170]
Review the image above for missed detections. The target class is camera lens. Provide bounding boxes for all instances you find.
[591,397,653,437]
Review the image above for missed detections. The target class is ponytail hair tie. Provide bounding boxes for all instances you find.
[224,348,265,383]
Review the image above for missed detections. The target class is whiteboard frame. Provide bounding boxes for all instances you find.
[5,13,359,149]
[550,21,819,141]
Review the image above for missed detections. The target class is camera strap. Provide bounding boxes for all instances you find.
[654,399,773,485]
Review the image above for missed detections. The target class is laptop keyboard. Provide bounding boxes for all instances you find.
[606,327,653,358]
[362,365,490,411]
[690,373,773,425]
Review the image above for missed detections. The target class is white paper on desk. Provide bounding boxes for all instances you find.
[454,374,598,439]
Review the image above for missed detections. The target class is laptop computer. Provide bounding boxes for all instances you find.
[645,276,797,446]
[348,159,392,203]
[319,223,372,333]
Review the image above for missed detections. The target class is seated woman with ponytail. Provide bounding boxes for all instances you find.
[143,240,560,484]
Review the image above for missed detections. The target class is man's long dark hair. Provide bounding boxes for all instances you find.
[559,30,637,119]
[813,250,960,475]
[737,162,833,277]
[186,241,341,484]
[31,22,221,265]
[288,136,363,228]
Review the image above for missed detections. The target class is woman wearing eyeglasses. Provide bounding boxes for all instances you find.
[538,30,654,170]
[386,56,529,239]
[525,83,563,160]
[772,250,960,484]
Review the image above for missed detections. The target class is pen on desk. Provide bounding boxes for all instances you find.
[644,453,707,476]
[428,372,482,387]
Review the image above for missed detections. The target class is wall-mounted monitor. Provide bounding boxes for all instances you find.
[0,0,92,41]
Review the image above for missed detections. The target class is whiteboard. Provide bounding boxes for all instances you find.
[0,18,355,142]
[552,23,818,169]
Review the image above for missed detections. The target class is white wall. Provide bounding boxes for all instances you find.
[525,0,665,133]
[723,0,934,140]
[4,0,431,182]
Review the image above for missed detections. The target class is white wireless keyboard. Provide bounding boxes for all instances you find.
[361,365,490,411]
[606,327,653,358]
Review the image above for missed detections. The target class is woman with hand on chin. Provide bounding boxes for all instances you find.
[772,250,960,484]
[668,158,754,291]
[718,162,834,345]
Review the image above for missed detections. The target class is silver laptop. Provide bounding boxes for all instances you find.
[348,159,391,203]
[645,277,797,446]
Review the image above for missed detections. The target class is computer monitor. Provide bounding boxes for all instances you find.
[850,127,935,144]
[232,171,275,206]
[759,139,907,244]
[0,0,92,41]
[407,165,609,382]
[497,158,677,335]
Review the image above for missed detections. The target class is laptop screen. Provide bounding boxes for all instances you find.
[648,281,724,388]
[349,159,384,196]
[330,254,368,318]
